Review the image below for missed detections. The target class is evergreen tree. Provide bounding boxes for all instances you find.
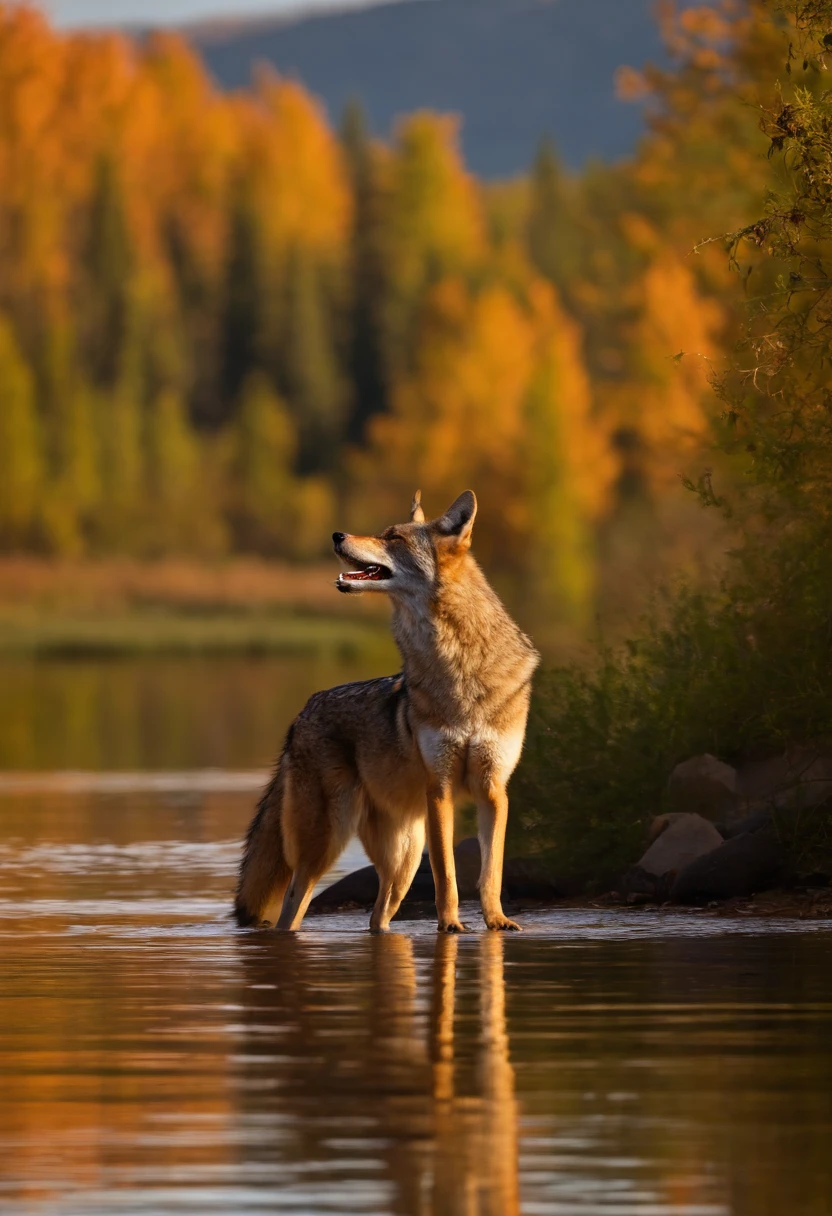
[95,390,144,553]
[522,301,615,628]
[220,183,268,425]
[164,211,218,430]
[0,317,43,549]
[43,381,102,556]
[526,138,569,289]
[379,113,482,383]
[340,97,387,439]
[279,244,344,474]
[84,155,134,389]
[144,389,202,553]
[231,373,296,553]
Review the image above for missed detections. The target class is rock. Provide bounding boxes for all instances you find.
[401,836,481,903]
[638,812,723,877]
[720,808,773,839]
[617,865,679,903]
[309,864,379,910]
[736,748,832,811]
[617,865,664,901]
[310,835,561,912]
[670,828,785,904]
[502,856,562,901]
[453,837,483,900]
[402,854,437,902]
[668,754,740,820]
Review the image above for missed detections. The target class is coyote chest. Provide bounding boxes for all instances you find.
[416,720,528,790]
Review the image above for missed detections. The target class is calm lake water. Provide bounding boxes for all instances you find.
[2,659,832,1215]
[0,654,400,772]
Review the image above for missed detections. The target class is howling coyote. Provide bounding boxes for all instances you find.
[235,490,540,933]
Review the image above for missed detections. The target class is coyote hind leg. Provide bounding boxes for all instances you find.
[276,774,352,932]
[361,812,426,932]
[277,866,325,931]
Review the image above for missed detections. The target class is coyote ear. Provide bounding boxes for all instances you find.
[410,489,425,523]
[435,490,477,546]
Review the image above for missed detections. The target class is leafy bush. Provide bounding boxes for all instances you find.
[509,552,832,886]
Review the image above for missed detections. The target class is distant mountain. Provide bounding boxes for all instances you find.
[188,0,699,179]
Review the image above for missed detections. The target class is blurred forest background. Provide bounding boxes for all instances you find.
[1,0,831,879]
[0,0,813,650]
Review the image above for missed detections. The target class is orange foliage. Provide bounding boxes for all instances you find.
[0,0,789,631]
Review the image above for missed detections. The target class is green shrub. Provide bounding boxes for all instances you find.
[509,551,832,887]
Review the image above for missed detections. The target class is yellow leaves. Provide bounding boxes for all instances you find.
[357,272,615,615]
[0,6,353,312]
[678,5,734,41]
[615,65,650,102]
[613,253,724,488]
[531,284,617,524]
[381,112,483,296]
[373,280,534,500]
[247,75,352,255]
[388,113,482,254]
[0,314,42,545]
[618,212,661,256]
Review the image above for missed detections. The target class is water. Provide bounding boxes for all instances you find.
[0,654,394,772]
[2,660,832,1214]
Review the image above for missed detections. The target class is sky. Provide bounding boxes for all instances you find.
[42,0,384,29]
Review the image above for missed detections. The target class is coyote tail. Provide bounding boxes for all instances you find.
[234,736,293,927]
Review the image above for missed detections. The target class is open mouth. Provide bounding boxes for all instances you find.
[337,561,392,584]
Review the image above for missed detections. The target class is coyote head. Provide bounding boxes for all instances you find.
[333,490,477,596]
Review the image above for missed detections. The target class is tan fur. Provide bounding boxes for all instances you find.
[234,490,540,933]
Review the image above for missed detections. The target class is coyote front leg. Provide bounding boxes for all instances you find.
[477,784,520,932]
[426,782,465,933]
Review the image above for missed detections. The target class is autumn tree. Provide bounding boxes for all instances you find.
[219,183,269,424]
[340,97,388,439]
[229,373,297,554]
[278,244,344,474]
[526,139,572,291]
[0,315,43,550]
[377,114,483,382]
[84,155,135,390]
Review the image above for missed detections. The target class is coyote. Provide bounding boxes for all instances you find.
[234,490,540,933]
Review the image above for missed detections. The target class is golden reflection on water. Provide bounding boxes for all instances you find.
[2,783,832,1214]
[430,934,519,1215]
[232,931,521,1215]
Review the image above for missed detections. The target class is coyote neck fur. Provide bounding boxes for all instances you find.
[391,555,539,730]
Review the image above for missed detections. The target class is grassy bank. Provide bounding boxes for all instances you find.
[0,558,393,660]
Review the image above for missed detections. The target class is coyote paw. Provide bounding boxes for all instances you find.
[437,919,467,933]
[485,915,521,931]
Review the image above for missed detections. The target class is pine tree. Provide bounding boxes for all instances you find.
[231,373,297,553]
[0,317,43,549]
[43,381,102,556]
[340,97,387,439]
[279,244,344,474]
[526,138,569,289]
[84,155,134,389]
[220,183,268,425]
[522,289,616,626]
[379,113,482,382]
[145,388,205,553]
[95,389,144,553]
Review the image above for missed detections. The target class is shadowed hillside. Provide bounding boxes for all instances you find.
[190,0,700,176]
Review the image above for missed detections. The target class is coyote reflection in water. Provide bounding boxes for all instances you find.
[236,932,519,1215]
